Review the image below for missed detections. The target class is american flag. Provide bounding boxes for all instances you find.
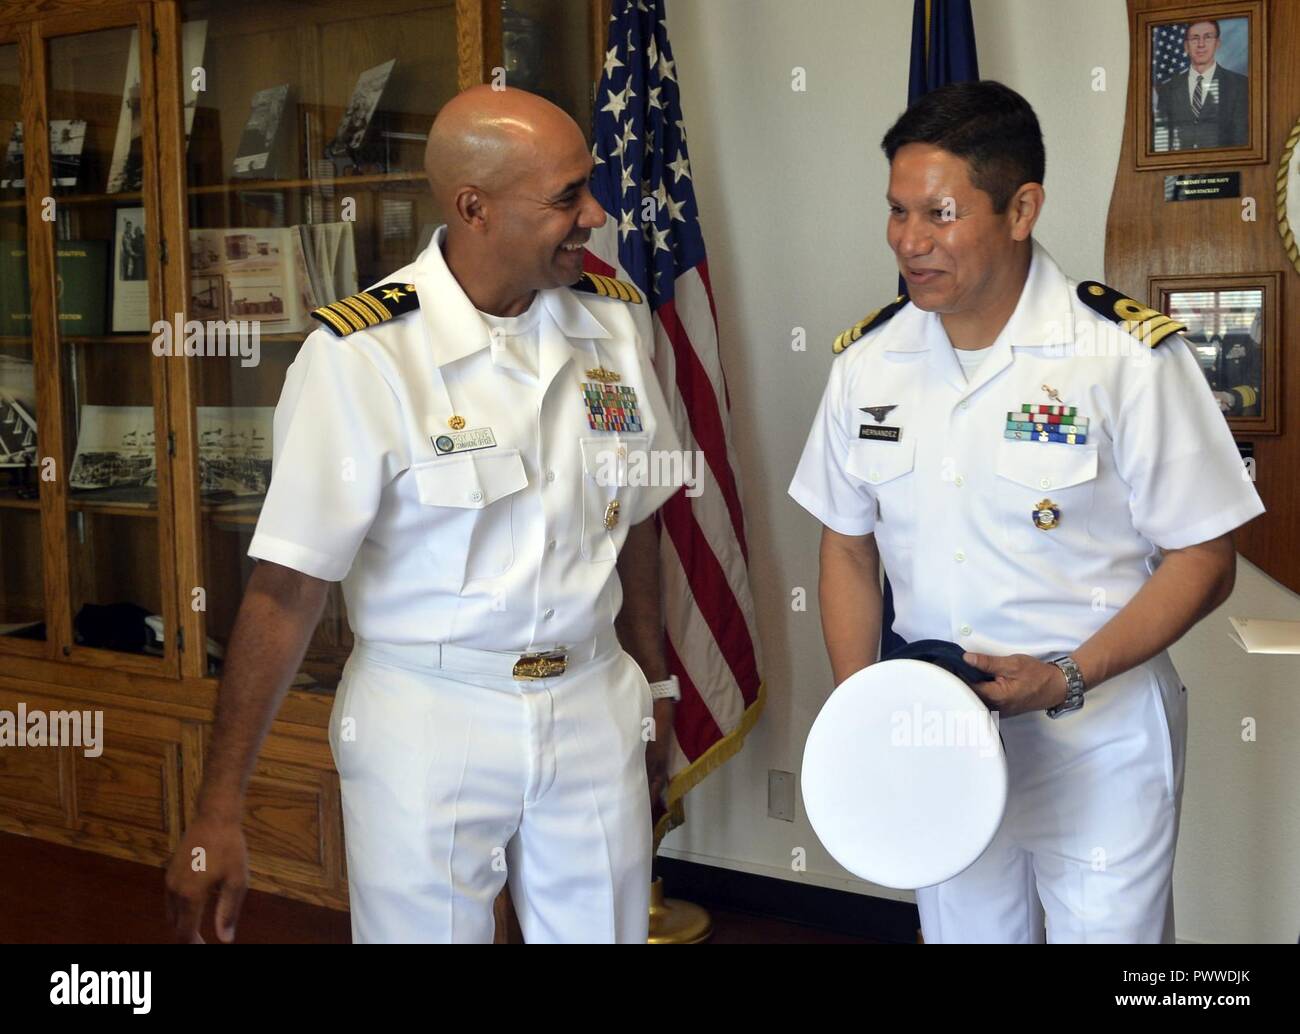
[585,0,763,844]
[1152,22,1192,83]
[1151,22,1190,152]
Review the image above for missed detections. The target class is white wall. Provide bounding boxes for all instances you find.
[659,0,1300,943]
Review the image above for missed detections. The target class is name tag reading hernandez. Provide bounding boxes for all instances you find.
[859,424,902,443]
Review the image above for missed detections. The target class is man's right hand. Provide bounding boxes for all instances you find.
[165,813,250,943]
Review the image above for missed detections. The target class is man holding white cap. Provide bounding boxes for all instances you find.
[789,81,1263,943]
[165,86,682,944]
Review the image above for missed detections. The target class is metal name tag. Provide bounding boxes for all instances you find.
[432,427,497,455]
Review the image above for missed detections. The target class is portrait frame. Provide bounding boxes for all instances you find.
[1277,114,1300,276]
[1134,0,1267,170]
[1149,271,1281,436]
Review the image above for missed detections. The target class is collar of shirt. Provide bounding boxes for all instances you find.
[880,239,1075,398]
[1188,62,1219,101]
[410,225,613,372]
[479,294,543,378]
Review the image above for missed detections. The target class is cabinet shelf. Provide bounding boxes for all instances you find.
[67,497,158,517]
[187,170,428,196]
[0,190,143,210]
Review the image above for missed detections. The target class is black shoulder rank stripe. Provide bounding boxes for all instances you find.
[832,295,908,354]
[571,271,644,305]
[1077,281,1186,349]
[311,282,419,337]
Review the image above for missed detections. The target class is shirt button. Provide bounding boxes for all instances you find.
[869,469,880,481]
[954,475,965,487]
[954,551,966,563]
[547,539,557,552]
[543,608,555,620]
[959,624,972,636]
[469,489,483,502]
[959,400,970,410]
[1039,477,1051,489]
[546,469,556,482]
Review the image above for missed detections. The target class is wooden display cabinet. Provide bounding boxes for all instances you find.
[0,0,606,928]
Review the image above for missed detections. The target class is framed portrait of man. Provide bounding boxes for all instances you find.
[1135,1,1266,169]
[1151,272,1281,436]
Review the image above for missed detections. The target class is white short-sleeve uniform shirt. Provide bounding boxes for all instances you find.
[248,225,681,650]
[789,240,1264,660]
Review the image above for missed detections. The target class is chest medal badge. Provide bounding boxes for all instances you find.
[1033,498,1061,531]
[1005,385,1090,445]
[581,366,643,432]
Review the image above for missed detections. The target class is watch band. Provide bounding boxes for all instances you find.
[1046,655,1086,719]
[649,676,681,702]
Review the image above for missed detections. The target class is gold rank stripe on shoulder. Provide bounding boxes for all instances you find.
[310,282,420,337]
[832,295,908,354]
[1076,281,1186,349]
[571,271,644,305]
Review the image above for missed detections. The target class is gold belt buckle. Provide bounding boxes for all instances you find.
[512,649,568,680]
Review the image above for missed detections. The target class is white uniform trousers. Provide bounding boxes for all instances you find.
[915,654,1187,943]
[328,636,654,943]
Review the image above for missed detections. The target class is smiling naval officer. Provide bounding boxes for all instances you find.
[789,81,1263,943]
[165,86,683,946]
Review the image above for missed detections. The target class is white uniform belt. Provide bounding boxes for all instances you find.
[352,626,621,681]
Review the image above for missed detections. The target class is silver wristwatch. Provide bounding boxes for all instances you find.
[1046,656,1086,719]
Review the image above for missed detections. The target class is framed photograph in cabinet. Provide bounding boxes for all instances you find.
[1151,271,1281,435]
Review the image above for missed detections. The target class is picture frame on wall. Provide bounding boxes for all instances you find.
[1150,272,1282,436]
[1134,0,1267,170]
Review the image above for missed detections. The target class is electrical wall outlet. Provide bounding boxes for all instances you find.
[767,769,796,822]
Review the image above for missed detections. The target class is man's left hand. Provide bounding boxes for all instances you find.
[962,652,1069,717]
[645,699,675,808]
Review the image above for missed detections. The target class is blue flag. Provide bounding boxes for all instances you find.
[909,0,980,103]
[882,0,980,660]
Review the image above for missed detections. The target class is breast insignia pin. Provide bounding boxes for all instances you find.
[1033,498,1061,531]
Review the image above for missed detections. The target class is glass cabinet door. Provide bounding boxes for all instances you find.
[502,0,598,136]
[177,0,459,690]
[44,19,177,672]
[0,38,46,652]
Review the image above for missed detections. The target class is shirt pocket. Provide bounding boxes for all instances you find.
[844,437,917,554]
[578,434,649,562]
[411,448,529,588]
[993,439,1098,553]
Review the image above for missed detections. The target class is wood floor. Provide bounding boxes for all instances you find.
[0,831,875,944]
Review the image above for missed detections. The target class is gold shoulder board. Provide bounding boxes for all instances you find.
[571,271,644,306]
[311,282,420,337]
[832,295,908,354]
[1076,281,1186,348]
